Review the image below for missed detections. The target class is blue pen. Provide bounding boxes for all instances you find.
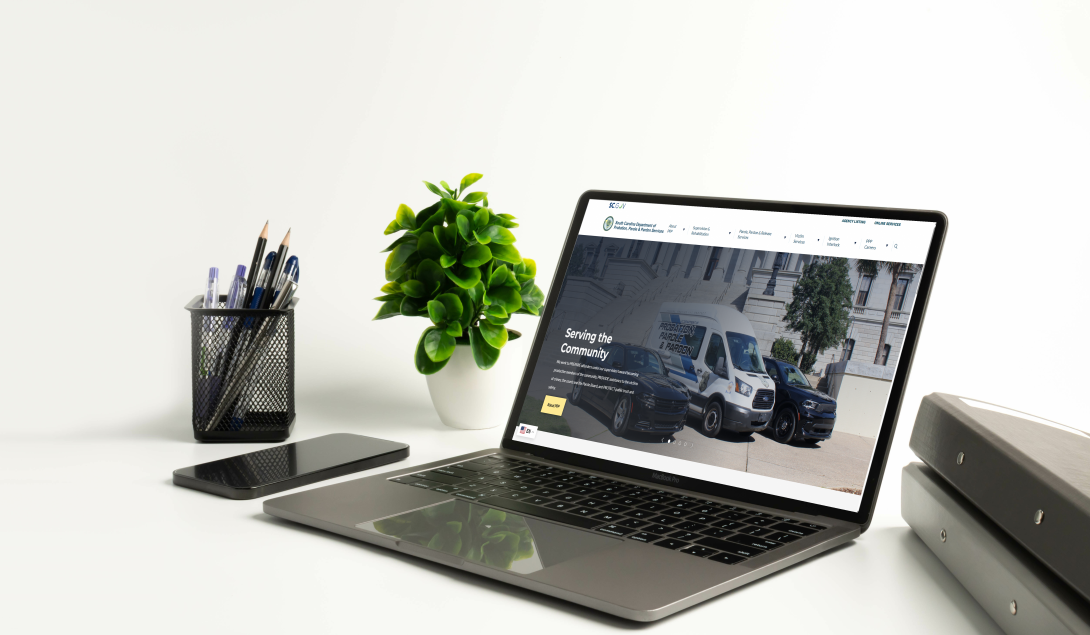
[247,252,277,311]
[223,264,248,329]
[272,256,299,302]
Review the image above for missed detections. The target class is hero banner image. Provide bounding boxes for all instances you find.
[514,200,936,512]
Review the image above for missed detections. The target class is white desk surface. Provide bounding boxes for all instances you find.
[4,400,1007,635]
[5,1,1088,632]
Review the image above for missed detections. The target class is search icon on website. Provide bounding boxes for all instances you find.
[894,244,898,249]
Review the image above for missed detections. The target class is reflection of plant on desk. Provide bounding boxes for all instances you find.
[373,500,535,570]
[373,174,545,373]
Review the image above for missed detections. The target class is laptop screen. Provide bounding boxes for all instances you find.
[510,198,937,513]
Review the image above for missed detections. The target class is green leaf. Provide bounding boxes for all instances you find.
[469,326,501,370]
[372,300,401,320]
[496,213,518,228]
[473,229,491,245]
[466,281,486,305]
[424,326,456,362]
[485,313,510,325]
[380,282,401,294]
[395,204,416,230]
[400,296,427,317]
[456,215,473,242]
[381,233,416,253]
[434,224,457,255]
[440,180,455,195]
[427,299,446,324]
[478,320,508,349]
[515,258,536,281]
[489,286,523,313]
[459,173,483,193]
[484,305,507,320]
[384,219,402,235]
[461,244,492,267]
[462,191,487,203]
[415,328,451,375]
[480,225,515,245]
[522,283,545,309]
[436,293,464,323]
[488,264,510,289]
[488,242,521,263]
[473,207,489,231]
[445,321,462,337]
[400,280,426,298]
[416,258,445,295]
[414,201,445,235]
[416,232,443,260]
[423,181,451,199]
[444,265,482,289]
[385,242,417,281]
[373,293,403,301]
[440,254,457,268]
[481,508,507,525]
[498,213,517,221]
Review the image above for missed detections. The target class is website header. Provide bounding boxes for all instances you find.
[581,200,935,264]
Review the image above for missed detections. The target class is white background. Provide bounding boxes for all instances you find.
[3,1,1088,633]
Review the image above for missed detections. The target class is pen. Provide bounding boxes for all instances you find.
[259,229,291,310]
[224,264,247,328]
[273,256,299,302]
[243,221,268,307]
[206,276,298,431]
[248,251,277,313]
[200,267,219,377]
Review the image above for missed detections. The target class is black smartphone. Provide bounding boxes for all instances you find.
[172,433,409,499]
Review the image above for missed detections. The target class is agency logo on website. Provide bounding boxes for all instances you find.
[516,423,538,439]
[603,216,614,231]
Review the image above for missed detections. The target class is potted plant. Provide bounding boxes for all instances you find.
[374,173,545,429]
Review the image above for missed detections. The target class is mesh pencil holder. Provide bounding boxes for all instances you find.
[185,295,299,442]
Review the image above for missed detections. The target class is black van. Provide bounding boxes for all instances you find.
[762,357,837,444]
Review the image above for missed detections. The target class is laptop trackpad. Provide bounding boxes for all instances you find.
[356,499,619,575]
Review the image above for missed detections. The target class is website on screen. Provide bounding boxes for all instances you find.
[513,200,936,512]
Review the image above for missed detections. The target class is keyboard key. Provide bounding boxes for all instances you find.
[579,499,606,508]
[642,494,672,504]
[679,545,718,558]
[478,485,509,495]
[626,509,656,520]
[772,516,797,523]
[695,536,761,558]
[691,506,719,515]
[616,498,641,507]
[589,492,618,501]
[772,523,816,537]
[408,480,434,489]
[387,476,415,484]
[718,511,749,521]
[702,527,733,538]
[764,532,799,544]
[738,526,770,537]
[570,487,595,496]
[569,507,596,516]
[531,488,560,497]
[508,483,535,492]
[499,490,530,500]
[637,502,668,512]
[545,501,578,511]
[668,531,702,542]
[685,515,717,525]
[525,496,551,505]
[653,538,689,550]
[747,511,770,517]
[574,480,598,487]
[616,517,646,529]
[429,467,474,479]
[628,532,663,543]
[476,496,602,530]
[708,552,747,565]
[453,491,485,500]
[593,512,623,523]
[727,535,782,551]
[746,517,776,527]
[451,462,488,472]
[797,522,827,531]
[710,519,744,530]
[554,493,583,503]
[646,515,680,525]
[669,500,697,510]
[643,524,674,535]
[489,479,512,488]
[675,521,706,532]
[525,477,551,486]
[548,482,570,490]
[600,504,630,514]
[597,524,634,537]
[663,509,691,519]
[430,485,462,494]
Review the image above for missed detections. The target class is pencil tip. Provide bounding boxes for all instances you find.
[282,228,291,245]
[259,221,269,239]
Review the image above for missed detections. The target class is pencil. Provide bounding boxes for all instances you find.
[243,221,269,307]
[259,228,291,309]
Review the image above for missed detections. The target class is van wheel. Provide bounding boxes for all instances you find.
[700,402,723,438]
[772,408,797,444]
[610,396,631,436]
[571,383,582,405]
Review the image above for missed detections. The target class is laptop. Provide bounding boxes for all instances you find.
[264,191,947,621]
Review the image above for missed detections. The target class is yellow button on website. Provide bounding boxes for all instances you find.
[541,395,566,416]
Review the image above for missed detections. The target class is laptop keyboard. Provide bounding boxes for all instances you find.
[388,453,827,566]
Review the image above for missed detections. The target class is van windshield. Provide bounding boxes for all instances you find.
[725,332,767,374]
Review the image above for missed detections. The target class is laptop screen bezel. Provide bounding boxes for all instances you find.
[499,190,947,527]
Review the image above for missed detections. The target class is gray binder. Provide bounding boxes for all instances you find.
[902,462,1090,635]
[909,393,1090,602]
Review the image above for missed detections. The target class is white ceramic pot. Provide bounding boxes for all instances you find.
[425,330,527,430]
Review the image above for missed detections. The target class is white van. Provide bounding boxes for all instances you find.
[644,303,775,437]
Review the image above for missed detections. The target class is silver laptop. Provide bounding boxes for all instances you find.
[265,191,947,621]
